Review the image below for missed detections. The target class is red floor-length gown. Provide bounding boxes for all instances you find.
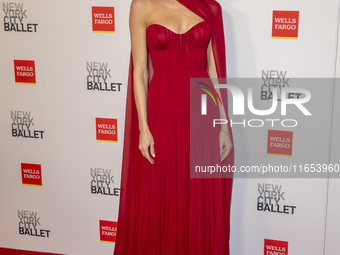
[113,1,234,255]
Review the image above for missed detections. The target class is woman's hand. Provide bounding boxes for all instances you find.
[138,129,155,164]
[219,129,233,162]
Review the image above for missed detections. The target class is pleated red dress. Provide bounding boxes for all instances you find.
[113,1,234,255]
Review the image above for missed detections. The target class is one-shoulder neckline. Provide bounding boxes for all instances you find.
[146,20,207,35]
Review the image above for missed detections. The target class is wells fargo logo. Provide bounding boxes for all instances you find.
[14,60,36,84]
[92,7,115,33]
[272,11,299,39]
[267,130,293,157]
[264,239,288,255]
[99,220,117,243]
[96,118,117,142]
[21,163,42,186]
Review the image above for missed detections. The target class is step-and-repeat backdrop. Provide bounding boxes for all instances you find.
[0,0,339,254]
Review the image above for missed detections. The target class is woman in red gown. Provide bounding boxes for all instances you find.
[113,0,234,254]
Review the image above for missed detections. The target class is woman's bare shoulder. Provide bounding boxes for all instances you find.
[130,0,153,18]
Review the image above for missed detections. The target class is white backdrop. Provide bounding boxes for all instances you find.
[0,0,339,255]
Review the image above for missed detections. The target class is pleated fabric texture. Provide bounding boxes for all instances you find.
[113,1,234,255]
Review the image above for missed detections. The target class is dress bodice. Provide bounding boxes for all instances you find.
[146,20,211,72]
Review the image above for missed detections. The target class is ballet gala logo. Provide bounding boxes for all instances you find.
[14,60,36,84]
[264,239,288,255]
[96,118,117,142]
[11,110,45,139]
[99,220,117,243]
[257,183,296,215]
[91,167,120,196]
[267,130,293,157]
[18,210,51,238]
[261,70,291,101]
[92,6,114,33]
[3,2,38,32]
[21,163,42,186]
[272,10,299,39]
[86,62,122,92]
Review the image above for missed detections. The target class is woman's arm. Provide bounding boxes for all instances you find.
[207,38,233,161]
[130,0,155,164]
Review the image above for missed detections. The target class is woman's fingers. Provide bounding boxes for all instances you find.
[138,133,155,164]
[221,143,232,162]
[139,145,154,164]
[144,148,154,164]
[220,137,224,156]
[150,142,155,158]
[220,132,233,163]
[221,147,227,162]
